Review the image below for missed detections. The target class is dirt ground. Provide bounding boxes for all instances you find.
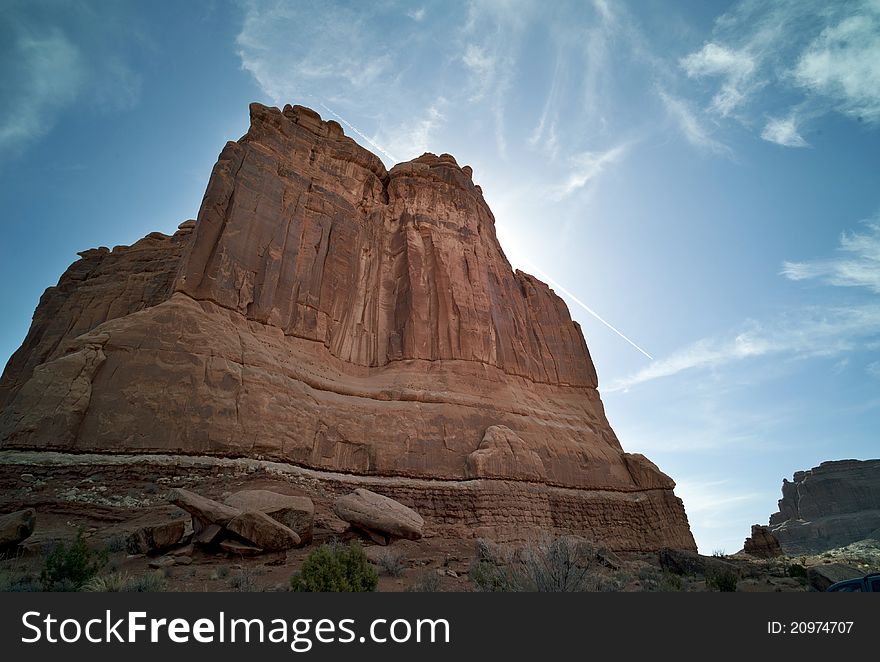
[1,454,877,592]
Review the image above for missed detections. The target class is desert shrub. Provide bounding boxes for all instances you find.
[291,541,378,592]
[584,570,633,593]
[211,565,230,580]
[230,566,258,592]
[0,569,40,592]
[82,573,131,592]
[127,571,167,592]
[518,536,596,592]
[377,550,406,577]
[406,570,441,592]
[706,569,738,592]
[103,534,129,554]
[637,566,683,592]
[40,531,107,591]
[470,536,599,592]
[468,559,512,592]
[711,549,726,558]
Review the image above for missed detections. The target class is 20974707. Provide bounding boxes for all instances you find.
[767,621,854,634]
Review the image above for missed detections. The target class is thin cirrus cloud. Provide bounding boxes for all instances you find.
[0,7,142,159]
[657,90,731,156]
[550,143,630,200]
[678,0,880,147]
[680,43,756,117]
[760,115,809,148]
[793,11,880,123]
[0,28,86,154]
[609,218,880,391]
[607,304,880,392]
[782,220,880,293]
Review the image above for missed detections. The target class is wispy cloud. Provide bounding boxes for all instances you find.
[0,3,143,158]
[317,102,399,164]
[375,99,447,163]
[406,7,426,22]
[658,90,731,156]
[678,0,880,146]
[0,28,85,154]
[794,10,880,122]
[608,305,880,391]
[781,220,880,293]
[550,143,630,200]
[681,43,756,117]
[867,361,880,378]
[761,114,809,147]
[236,0,402,104]
[610,218,880,391]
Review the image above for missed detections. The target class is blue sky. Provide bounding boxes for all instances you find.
[2,0,879,553]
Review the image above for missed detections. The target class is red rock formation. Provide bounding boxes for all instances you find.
[742,525,783,558]
[0,103,695,551]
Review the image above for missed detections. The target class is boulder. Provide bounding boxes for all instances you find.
[224,490,314,544]
[226,511,301,551]
[0,508,36,549]
[219,540,263,556]
[742,525,783,559]
[194,523,224,546]
[333,489,424,541]
[126,520,186,555]
[168,488,240,527]
[807,563,863,592]
[659,548,739,577]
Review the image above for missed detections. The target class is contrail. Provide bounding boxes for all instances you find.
[525,260,654,361]
[316,102,399,164]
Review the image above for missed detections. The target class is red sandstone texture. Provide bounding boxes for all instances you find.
[0,103,695,551]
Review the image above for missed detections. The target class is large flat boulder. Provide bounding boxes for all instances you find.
[333,489,424,541]
[0,508,36,549]
[224,490,314,544]
[807,563,863,592]
[226,511,301,551]
[168,488,240,527]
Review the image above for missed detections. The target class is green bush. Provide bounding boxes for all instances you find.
[291,541,378,592]
[706,569,738,592]
[40,531,107,591]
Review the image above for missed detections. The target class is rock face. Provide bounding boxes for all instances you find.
[0,102,695,552]
[766,460,880,554]
[742,525,783,559]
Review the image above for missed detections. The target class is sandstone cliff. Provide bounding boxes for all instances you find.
[765,459,880,553]
[0,103,695,551]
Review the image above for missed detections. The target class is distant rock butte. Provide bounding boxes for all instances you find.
[0,102,695,551]
[765,459,880,554]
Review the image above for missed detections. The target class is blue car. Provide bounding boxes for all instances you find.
[827,572,880,592]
